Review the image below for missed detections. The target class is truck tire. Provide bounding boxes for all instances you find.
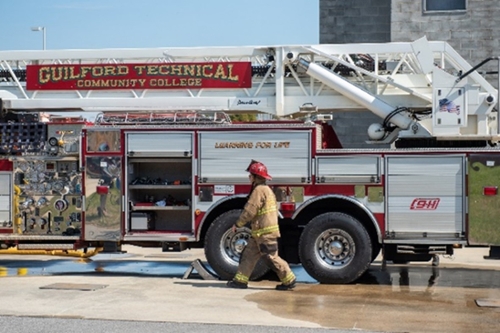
[204,209,270,281]
[299,212,372,284]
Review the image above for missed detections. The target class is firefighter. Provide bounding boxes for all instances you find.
[226,160,296,291]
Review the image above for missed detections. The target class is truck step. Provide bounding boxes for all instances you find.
[17,243,74,250]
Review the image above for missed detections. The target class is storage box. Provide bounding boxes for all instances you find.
[131,213,149,230]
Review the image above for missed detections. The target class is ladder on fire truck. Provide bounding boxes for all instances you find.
[0,37,497,144]
[94,110,232,125]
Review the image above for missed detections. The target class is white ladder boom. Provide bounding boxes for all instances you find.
[0,39,497,140]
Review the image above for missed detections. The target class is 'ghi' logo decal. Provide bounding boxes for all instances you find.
[410,198,440,210]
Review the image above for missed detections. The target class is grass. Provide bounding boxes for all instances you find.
[468,161,500,244]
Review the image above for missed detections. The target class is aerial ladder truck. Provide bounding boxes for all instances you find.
[0,36,498,283]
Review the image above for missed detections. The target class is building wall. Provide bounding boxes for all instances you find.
[320,0,499,148]
[320,0,391,43]
[392,0,500,84]
[320,0,392,147]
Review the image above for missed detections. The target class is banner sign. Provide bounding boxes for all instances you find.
[26,62,252,90]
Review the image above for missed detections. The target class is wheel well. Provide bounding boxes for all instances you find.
[197,197,246,246]
[294,197,381,251]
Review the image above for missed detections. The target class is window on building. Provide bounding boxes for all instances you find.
[424,0,466,12]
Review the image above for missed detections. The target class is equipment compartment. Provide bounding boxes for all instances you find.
[126,157,193,233]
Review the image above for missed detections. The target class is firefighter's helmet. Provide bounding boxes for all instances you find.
[246,160,272,180]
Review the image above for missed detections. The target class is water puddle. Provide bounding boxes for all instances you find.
[247,265,500,332]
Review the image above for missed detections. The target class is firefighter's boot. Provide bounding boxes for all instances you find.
[275,279,296,291]
[432,255,440,267]
[226,280,248,289]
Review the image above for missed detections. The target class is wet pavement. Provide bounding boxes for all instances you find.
[0,247,499,332]
[248,264,500,332]
[0,254,194,279]
[1,250,500,288]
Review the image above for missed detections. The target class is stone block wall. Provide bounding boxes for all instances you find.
[320,0,392,147]
[320,0,391,43]
[391,0,500,85]
[319,0,500,147]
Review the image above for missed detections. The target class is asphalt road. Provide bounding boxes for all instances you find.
[0,316,381,333]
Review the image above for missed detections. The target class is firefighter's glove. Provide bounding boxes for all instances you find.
[235,220,246,229]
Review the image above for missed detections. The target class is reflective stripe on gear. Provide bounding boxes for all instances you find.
[234,272,249,283]
[281,272,296,284]
[257,201,277,216]
[252,225,280,237]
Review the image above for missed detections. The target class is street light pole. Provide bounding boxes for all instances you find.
[30,26,46,50]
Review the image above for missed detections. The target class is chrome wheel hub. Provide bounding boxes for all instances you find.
[220,228,251,264]
[315,228,355,268]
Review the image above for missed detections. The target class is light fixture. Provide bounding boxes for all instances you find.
[30,26,46,50]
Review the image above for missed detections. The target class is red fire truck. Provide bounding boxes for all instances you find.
[0,37,499,283]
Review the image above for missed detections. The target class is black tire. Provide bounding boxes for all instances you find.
[299,212,372,284]
[204,209,270,281]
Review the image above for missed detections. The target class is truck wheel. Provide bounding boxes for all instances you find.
[204,209,270,281]
[299,212,372,284]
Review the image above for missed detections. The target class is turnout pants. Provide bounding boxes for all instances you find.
[233,234,295,285]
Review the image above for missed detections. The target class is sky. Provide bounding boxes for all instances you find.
[0,0,319,50]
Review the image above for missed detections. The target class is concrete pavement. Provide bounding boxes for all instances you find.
[0,246,322,328]
[0,245,499,332]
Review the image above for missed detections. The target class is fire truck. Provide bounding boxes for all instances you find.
[0,37,498,284]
